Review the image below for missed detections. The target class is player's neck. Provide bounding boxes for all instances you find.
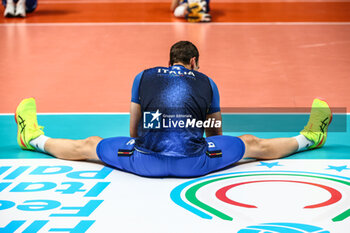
[172,62,191,70]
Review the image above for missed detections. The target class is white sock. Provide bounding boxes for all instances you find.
[29,135,50,153]
[174,4,187,18]
[294,135,314,152]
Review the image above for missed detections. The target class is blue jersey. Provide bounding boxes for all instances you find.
[131,65,220,157]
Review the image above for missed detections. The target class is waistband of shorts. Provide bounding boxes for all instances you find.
[134,146,205,158]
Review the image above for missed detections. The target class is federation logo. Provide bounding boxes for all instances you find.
[170,170,350,222]
[238,222,330,233]
[143,109,162,129]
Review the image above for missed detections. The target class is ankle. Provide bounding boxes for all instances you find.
[294,135,314,152]
[30,135,50,153]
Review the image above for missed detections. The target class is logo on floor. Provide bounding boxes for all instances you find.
[170,170,350,222]
[238,222,330,233]
[0,164,113,232]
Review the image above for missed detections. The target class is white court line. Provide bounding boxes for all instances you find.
[1,22,350,26]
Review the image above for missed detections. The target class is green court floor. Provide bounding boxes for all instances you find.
[0,114,349,159]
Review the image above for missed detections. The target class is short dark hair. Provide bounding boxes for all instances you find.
[169,41,199,66]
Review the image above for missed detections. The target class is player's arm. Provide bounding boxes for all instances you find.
[171,0,181,11]
[205,111,223,137]
[130,72,143,138]
[130,103,141,138]
[205,77,222,137]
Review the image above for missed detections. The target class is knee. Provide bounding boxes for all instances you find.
[240,134,261,147]
[74,136,102,158]
[81,136,102,151]
[239,134,267,154]
[84,136,102,146]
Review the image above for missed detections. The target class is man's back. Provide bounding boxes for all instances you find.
[132,65,216,156]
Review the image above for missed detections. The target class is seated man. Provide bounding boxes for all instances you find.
[3,0,37,17]
[14,41,332,178]
[171,0,211,22]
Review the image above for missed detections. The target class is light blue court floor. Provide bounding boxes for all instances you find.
[0,114,349,233]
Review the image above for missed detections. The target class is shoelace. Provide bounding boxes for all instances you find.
[28,125,44,135]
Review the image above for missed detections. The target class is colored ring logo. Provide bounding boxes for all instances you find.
[237,222,330,233]
[170,170,350,222]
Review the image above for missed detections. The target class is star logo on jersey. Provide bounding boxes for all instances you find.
[151,109,162,122]
[143,110,162,129]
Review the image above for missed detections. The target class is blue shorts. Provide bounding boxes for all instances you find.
[96,135,245,177]
[2,0,37,13]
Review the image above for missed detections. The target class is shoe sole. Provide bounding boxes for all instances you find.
[4,11,16,17]
[4,13,16,17]
[186,13,210,23]
[313,99,333,149]
[15,13,26,17]
[15,112,29,149]
[15,99,33,150]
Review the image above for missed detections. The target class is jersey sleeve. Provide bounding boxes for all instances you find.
[208,77,221,114]
[131,71,144,104]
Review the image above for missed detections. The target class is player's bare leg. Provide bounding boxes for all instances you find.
[45,137,102,161]
[240,135,298,160]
